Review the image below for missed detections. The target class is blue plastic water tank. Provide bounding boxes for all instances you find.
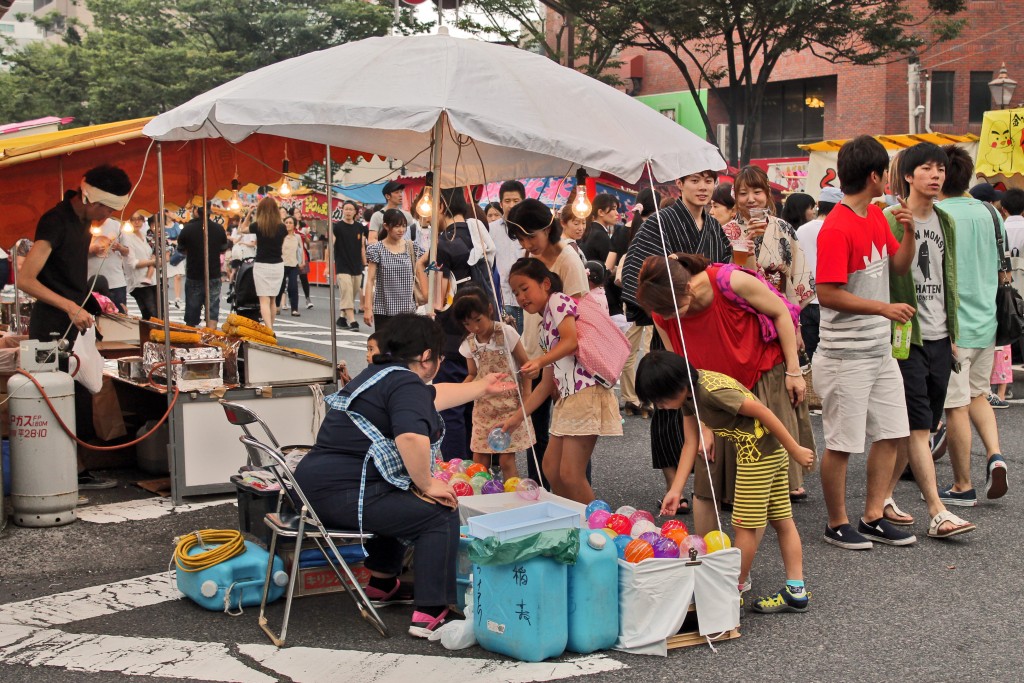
[473,556,568,662]
[566,531,620,653]
[177,540,287,611]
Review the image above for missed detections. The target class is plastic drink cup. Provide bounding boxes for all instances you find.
[892,320,912,360]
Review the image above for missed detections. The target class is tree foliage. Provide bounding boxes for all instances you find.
[0,0,413,126]
[552,0,968,163]
[460,0,621,85]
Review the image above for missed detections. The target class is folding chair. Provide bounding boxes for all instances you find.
[220,400,389,644]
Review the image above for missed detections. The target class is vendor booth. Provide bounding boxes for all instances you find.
[976,107,1024,189]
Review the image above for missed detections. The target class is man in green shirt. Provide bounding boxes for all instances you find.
[935,144,1010,507]
[882,143,974,538]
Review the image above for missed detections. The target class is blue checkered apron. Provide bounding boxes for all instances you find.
[325,366,445,547]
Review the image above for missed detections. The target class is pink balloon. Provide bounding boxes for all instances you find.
[629,510,655,525]
[588,510,612,529]
[434,470,453,483]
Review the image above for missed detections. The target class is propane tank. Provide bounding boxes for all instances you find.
[8,340,77,527]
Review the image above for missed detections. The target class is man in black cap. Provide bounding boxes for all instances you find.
[368,180,418,245]
[968,182,1005,205]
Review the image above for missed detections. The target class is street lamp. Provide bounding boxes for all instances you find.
[989,63,1018,110]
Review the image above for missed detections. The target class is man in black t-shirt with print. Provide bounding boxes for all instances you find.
[18,164,132,490]
[333,200,367,330]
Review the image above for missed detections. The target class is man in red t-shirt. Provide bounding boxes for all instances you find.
[814,136,919,550]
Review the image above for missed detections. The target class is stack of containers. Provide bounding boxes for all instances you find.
[467,502,619,661]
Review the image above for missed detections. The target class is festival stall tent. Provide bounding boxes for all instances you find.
[0,117,370,247]
[800,132,980,200]
[976,108,1024,189]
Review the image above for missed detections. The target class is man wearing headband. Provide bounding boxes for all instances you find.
[18,164,131,490]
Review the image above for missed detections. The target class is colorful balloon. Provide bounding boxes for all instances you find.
[612,535,633,559]
[457,461,473,473]
[585,500,613,519]
[663,528,689,548]
[624,539,654,563]
[630,519,659,538]
[450,473,471,485]
[487,427,512,451]
[587,510,612,530]
[615,505,638,518]
[680,534,708,557]
[629,510,655,526]
[599,528,618,539]
[652,536,680,559]
[605,513,632,536]
[503,476,521,493]
[638,531,661,546]
[481,479,505,495]
[516,478,540,500]
[471,470,493,481]
[434,469,453,483]
[466,463,488,477]
[469,477,486,494]
[447,458,463,472]
[452,481,473,497]
[704,530,732,553]
[661,519,688,536]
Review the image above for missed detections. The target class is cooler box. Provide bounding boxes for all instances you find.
[177,540,287,611]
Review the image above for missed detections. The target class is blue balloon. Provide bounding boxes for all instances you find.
[487,427,512,451]
[585,499,613,520]
[613,534,633,559]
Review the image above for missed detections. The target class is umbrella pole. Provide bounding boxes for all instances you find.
[201,140,211,328]
[157,144,181,506]
[426,114,444,310]
[326,146,339,390]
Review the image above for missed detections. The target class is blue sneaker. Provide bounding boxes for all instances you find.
[987,454,1008,500]
[751,585,809,614]
[823,523,873,550]
[858,518,917,546]
[935,485,978,507]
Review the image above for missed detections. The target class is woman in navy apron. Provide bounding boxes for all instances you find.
[294,314,512,638]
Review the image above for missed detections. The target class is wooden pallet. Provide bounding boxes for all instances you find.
[667,627,741,649]
[666,603,741,650]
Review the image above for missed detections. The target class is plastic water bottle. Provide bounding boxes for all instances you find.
[892,320,912,360]
[488,427,512,452]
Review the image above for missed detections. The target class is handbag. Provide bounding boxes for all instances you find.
[574,293,631,387]
[405,239,428,306]
[984,203,1024,346]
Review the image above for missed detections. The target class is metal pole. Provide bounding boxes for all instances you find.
[157,144,181,505]
[426,115,444,310]
[201,140,211,328]
[326,146,339,390]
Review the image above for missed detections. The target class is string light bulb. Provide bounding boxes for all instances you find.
[571,169,591,219]
[89,224,102,236]
[417,172,433,219]
[229,176,241,212]
[279,155,291,197]
[121,220,134,234]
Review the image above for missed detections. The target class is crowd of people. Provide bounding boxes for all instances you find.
[23,142,1017,638]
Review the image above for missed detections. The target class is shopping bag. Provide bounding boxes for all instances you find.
[71,327,104,394]
[92,375,127,441]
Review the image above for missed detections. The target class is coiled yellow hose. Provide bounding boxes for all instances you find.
[174,529,246,572]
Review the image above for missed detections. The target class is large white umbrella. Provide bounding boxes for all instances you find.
[143,30,724,185]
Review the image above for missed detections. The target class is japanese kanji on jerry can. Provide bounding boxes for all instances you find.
[177,540,288,611]
[566,532,619,653]
[473,555,568,662]
[9,341,77,528]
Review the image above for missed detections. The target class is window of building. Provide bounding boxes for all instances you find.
[660,108,676,122]
[739,77,830,159]
[33,0,53,11]
[930,71,954,124]
[969,71,993,123]
[0,24,14,34]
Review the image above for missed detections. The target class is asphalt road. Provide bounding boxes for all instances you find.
[1,284,1022,682]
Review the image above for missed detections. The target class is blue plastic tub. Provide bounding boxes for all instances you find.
[177,540,287,611]
[473,555,568,662]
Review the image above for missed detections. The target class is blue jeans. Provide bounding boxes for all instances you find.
[184,278,222,327]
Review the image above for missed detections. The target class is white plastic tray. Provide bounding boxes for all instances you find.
[467,501,581,541]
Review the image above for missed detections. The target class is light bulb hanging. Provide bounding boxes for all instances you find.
[121,221,134,234]
[229,177,241,211]
[89,224,102,236]
[571,169,591,219]
[278,154,292,197]
[417,172,433,219]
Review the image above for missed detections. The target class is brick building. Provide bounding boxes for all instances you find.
[550,1,1023,162]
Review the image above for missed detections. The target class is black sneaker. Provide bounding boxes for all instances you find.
[858,518,917,546]
[78,471,117,490]
[930,423,947,462]
[823,523,873,550]
[349,321,360,331]
[336,317,347,328]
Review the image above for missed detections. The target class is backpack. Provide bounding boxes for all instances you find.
[713,263,800,343]
[574,293,631,388]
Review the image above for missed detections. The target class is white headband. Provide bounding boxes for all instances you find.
[81,180,129,211]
